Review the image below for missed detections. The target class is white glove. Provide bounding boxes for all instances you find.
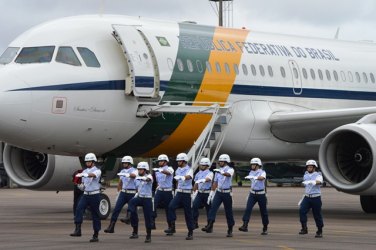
[136,176,147,181]
[174,175,185,181]
[77,183,85,191]
[245,175,255,180]
[207,190,215,205]
[191,190,198,205]
[118,172,130,177]
[115,191,120,203]
[302,180,316,185]
[213,169,225,174]
[152,168,161,172]
[195,179,206,184]
[76,173,88,178]
[213,169,220,173]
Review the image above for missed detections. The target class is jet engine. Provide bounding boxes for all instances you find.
[3,144,82,191]
[319,115,376,213]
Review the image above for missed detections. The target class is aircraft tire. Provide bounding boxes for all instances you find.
[360,195,376,213]
[99,193,111,220]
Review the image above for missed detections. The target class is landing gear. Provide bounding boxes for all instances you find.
[360,195,376,213]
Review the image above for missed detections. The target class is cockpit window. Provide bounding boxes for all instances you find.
[56,47,81,66]
[15,46,55,64]
[0,47,20,64]
[77,47,100,67]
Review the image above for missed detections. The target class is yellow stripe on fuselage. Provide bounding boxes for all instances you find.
[144,27,249,157]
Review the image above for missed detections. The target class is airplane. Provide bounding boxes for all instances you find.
[0,14,376,215]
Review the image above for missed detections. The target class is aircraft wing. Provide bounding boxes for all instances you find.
[269,106,376,143]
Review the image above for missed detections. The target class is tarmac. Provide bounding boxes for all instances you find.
[1,186,376,250]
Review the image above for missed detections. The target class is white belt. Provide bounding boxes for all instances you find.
[84,190,100,195]
[198,190,211,194]
[250,190,266,195]
[158,188,173,191]
[306,194,321,198]
[139,194,152,198]
[121,189,137,194]
[216,188,231,193]
[176,189,192,194]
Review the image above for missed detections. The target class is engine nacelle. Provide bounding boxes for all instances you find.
[319,117,376,195]
[3,144,81,191]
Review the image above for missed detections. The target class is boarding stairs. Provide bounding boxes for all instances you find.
[136,101,233,171]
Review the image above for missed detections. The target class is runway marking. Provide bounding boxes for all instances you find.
[278,246,295,250]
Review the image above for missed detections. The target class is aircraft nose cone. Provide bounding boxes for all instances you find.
[0,70,31,143]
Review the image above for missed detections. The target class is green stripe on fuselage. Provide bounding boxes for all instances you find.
[107,23,215,157]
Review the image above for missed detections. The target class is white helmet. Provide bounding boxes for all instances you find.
[218,154,230,163]
[199,158,211,166]
[250,157,262,166]
[121,156,134,165]
[176,153,188,162]
[137,161,150,171]
[306,160,318,168]
[157,154,169,162]
[84,153,97,162]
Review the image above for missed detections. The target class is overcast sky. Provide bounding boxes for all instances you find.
[0,0,375,53]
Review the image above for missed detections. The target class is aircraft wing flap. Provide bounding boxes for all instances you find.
[269,107,376,143]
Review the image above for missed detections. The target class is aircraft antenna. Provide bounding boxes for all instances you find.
[209,0,233,27]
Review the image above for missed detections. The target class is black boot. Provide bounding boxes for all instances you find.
[70,223,81,237]
[226,226,233,237]
[299,223,308,235]
[164,221,176,235]
[202,220,214,233]
[261,225,268,235]
[238,221,248,232]
[145,228,152,243]
[186,230,193,240]
[104,221,116,233]
[129,226,139,239]
[193,221,199,230]
[120,212,131,224]
[89,231,99,242]
[315,227,323,238]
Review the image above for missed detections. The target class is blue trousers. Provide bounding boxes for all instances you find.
[153,190,173,222]
[75,194,101,232]
[207,191,234,227]
[110,192,135,222]
[128,197,153,229]
[192,192,210,222]
[167,192,194,230]
[242,193,269,226]
[299,196,324,228]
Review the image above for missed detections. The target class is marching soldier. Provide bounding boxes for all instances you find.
[239,157,269,235]
[299,160,324,238]
[164,153,195,240]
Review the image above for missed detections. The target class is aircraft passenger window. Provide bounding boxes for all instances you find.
[56,47,81,66]
[196,60,203,73]
[233,64,239,75]
[0,47,20,64]
[302,68,307,79]
[318,69,323,80]
[15,46,55,64]
[206,61,212,73]
[293,68,298,79]
[280,67,286,78]
[251,64,257,76]
[340,71,346,82]
[259,65,265,77]
[333,71,339,81]
[77,47,100,67]
[370,73,375,83]
[325,70,331,81]
[167,58,174,71]
[176,58,184,71]
[268,66,273,77]
[348,71,354,82]
[363,72,368,83]
[224,63,230,74]
[215,62,221,73]
[242,64,248,75]
[355,72,361,83]
[310,69,316,80]
[187,59,194,72]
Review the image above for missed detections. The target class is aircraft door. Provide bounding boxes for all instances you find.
[112,25,160,98]
[288,60,302,95]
